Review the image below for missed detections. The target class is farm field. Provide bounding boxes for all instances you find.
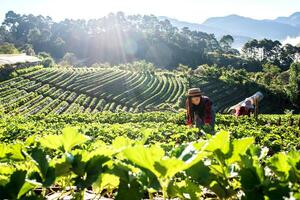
[0,65,269,115]
[0,112,299,199]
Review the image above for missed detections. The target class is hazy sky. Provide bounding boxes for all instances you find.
[0,0,300,23]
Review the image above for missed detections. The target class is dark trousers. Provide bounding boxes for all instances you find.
[194,109,215,133]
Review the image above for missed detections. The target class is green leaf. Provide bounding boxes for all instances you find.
[268,152,291,180]
[29,148,56,186]
[123,145,164,178]
[92,173,120,193]
[61,127,90,152]
[112,136,134,151]
[123,145,186,179]
[40,127,90,152]
[115,179,143,200]
[7,144,24,161]
[205,130,230,154]
[1,170,26,199]
[228,137,254,164]
[30,148,49,178]
[0,144,7,159]
[168,180,202,200]
[39,134,63,150]
[17,180,41,199]
[72,154,109,189]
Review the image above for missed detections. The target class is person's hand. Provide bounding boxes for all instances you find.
[187,124,193,128]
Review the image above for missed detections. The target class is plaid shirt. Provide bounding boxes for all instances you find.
[186,96,213,125]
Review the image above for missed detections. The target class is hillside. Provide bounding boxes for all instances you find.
[0,64,293,115]
[0,66,188,114]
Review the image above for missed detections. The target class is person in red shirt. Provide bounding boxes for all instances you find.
[235,100,255,117]
[186,88,215,131]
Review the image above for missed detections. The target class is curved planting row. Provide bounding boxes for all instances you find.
[191,76,252,113]
[0,66,187,115]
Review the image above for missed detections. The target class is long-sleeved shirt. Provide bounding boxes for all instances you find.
[235,106,254,117]
[186,96,213,126]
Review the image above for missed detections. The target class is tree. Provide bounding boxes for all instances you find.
[38,52,55,67]
[0,42,19,54]
[0,11,245,69]
[20,44,35,56]
[262,63,280,74]
[286,63,300,107]
[220,35,234,51]
[59,52,79,66]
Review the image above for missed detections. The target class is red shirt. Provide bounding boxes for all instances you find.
[235,106,254,117]
[186,96,212,125]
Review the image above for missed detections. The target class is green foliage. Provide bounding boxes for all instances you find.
[262,62,281,74]
[38,52,55,67]
[0,119,299,199]
[287,62,300,107]
[0,11,227,68]
[40,127,90,152]
[0,42,19,54]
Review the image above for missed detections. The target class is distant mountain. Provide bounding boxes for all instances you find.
[159,16,225,35]
[202,14,300,40]
[160,12,300,49]
[159,16,252,49]
[275,12,300,28]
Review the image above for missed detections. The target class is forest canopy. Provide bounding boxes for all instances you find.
[0,11,241,69]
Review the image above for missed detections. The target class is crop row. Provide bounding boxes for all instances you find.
[0,66,188,115]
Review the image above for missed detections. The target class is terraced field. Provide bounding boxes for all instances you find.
[0,66,188,115]
[1,65,275,115]
[190,75,252,113]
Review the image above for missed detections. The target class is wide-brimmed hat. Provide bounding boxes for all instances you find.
[187,88,202,97]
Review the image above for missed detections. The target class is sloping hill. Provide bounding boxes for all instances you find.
[0,65,292,115]
[0,66,188,114]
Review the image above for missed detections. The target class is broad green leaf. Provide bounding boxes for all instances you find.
[0,164,14,175]
[123,145,164,177]
[205,130,230,154]
[17,180,41,199]
[227,137,254,164]
[30,148,49,178]
[53,158,72,177]
[112,136,134,151]
[8,144,24,161]
[40,127,90,152]
[72,154,109,189]
[123,145,186,183]
[39,134,63,150]
[155,158,185,179]
[168,180,202,200]
[61,127,90,152]
[269,152,291,180]
[92,173,120,193]
[0,144,7,159]
[2,170,26,199]
[115,179,143,200]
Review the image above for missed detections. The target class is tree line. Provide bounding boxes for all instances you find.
[0,11,244,69]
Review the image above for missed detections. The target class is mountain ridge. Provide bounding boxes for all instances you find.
[160,12,300,48]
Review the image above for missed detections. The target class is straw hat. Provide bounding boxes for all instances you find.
[187,88,202,97]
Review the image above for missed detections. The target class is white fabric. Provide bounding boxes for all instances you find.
[0,54,40,65]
